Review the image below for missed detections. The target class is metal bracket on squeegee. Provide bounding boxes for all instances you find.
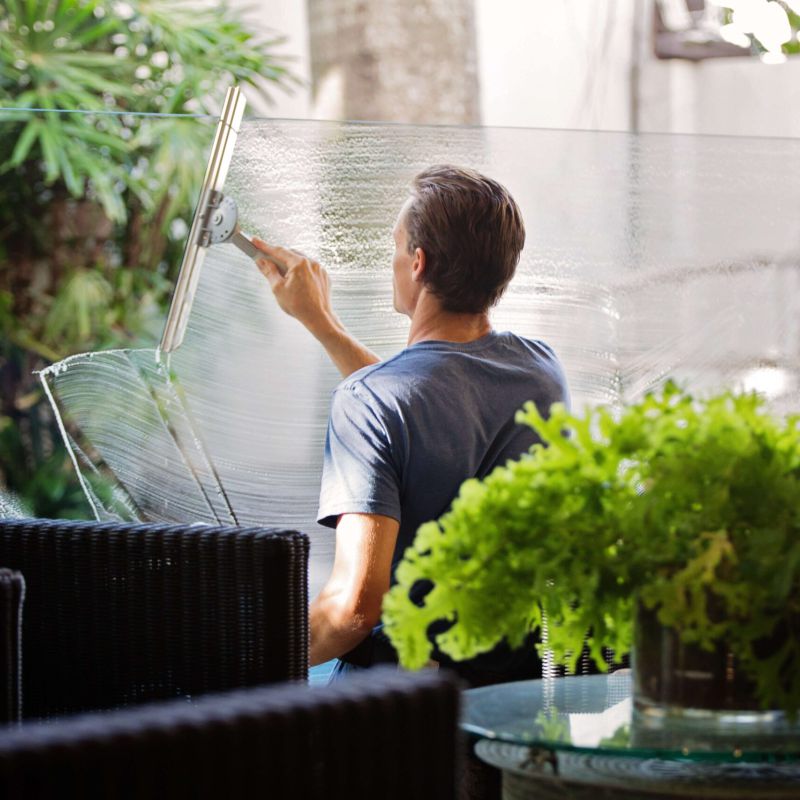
[196,189,262,262]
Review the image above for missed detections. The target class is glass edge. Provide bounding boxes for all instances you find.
[460,722,800,764]
[2,107,800,143]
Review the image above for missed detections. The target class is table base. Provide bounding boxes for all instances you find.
[475,740,800,800]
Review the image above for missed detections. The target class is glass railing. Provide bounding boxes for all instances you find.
[4,111,800,594]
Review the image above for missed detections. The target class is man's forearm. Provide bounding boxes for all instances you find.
[309,312,381,378]
[309,513,398,667]
[252,240,380,377]
[309,590,373,666]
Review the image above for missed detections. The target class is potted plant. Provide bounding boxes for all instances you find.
[383,382,800,718]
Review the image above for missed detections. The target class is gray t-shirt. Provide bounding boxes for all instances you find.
[317,330,569,571]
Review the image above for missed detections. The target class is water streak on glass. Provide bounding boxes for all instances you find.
[38,119,800,596]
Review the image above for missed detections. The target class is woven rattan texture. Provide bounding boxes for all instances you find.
[0,569,24,724]
[0,666,460,799]
[0,519,309,720]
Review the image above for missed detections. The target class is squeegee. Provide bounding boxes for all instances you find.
[159,86,282,353]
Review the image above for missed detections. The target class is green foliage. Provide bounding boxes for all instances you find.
[0,0,297,222]
[598,724,630,748]
[0,0,298,518]
[718,2,800,56]
[383,382,800,713]
[0,417,90,519]
[533,709,570,743]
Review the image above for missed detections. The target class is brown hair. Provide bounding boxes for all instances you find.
[404,165,525,314]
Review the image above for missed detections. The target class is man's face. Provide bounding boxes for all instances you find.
[392,198,417,317]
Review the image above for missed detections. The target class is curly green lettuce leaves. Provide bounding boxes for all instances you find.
[383,382,800,712]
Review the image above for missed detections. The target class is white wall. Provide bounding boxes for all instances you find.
[640,56,800,138]
[474,0,637,130]
[473,0,800,138]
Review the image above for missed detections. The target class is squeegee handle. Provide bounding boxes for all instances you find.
[231,229,287,276]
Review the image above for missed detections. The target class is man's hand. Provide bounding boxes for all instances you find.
[252,238,334,337]
[252,236,381,378]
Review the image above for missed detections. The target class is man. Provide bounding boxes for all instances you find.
[253,165,568,685]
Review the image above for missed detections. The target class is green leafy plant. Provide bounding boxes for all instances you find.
[383,382,800,713]
[0,0,297,223]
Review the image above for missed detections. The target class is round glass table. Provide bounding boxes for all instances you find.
[462,672,800,799]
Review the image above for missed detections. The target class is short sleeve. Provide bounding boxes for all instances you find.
[317,385,402,528]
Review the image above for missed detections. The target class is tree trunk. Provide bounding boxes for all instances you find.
[307,0,481,124]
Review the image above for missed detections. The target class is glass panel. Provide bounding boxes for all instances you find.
[34,118,800,596]
[1,106,215,518]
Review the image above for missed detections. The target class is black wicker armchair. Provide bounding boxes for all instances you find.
[0,666,460,800]
[0,519,308,720]
[0,569,24,724]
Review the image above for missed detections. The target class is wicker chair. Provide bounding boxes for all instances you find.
[0,519,308,720]
[0,569,24,724]
[0,666,460,800]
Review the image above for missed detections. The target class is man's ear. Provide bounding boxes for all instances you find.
[411,247,426,282]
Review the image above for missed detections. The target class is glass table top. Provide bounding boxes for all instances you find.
[462,672,800,763]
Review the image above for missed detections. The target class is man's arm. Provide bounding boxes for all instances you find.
[252,238,380,378]
[309,512,399,666]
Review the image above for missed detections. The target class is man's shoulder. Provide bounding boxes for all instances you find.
[329,353,418,423]
[335,350,412,395]
[494,330,560,358]
[335,332,564,400]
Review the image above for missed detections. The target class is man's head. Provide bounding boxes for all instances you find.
[391,165,525,317]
